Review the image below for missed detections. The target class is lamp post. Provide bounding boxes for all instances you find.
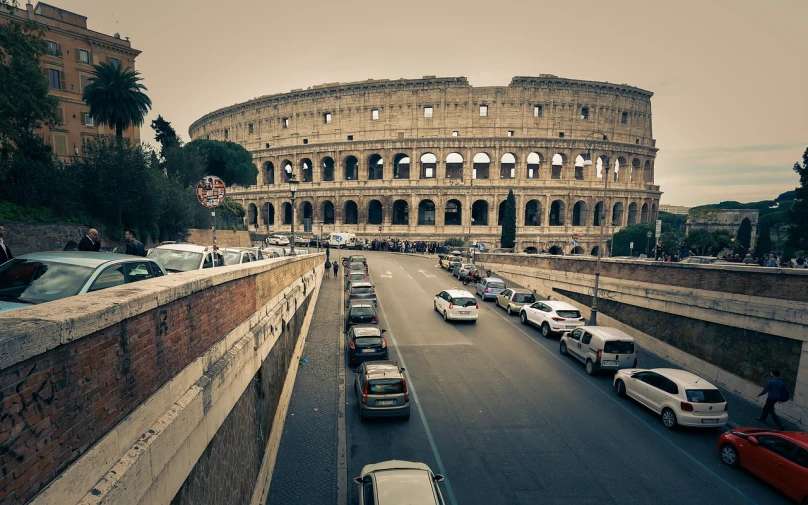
[582,131,611,326]
[646,230,652,258]
[288,177,299,256]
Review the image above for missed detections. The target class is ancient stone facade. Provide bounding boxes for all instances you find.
[189,75,662,253]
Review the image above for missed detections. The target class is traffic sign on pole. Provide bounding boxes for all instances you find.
[196,175,226,208]
[655,219,662,238]
[573,233,579,240]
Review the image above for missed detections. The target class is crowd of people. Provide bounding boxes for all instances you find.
[365,239,444,254]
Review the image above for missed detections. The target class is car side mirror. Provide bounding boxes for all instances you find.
[434,474,445,482]
[382,329,387,333]
[353,477,363,485]
[399,367,405,372]
[748,436,759,445]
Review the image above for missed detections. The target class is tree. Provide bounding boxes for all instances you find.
[736,217,752,251]
[686,229,717,255]
[162,144,205,188]
[184,139,258,186]
[658,211,686,233]
[756,221,772,255]
[82,62,152,137]
[500,189,516,248]
[609,223,653,256]
[151,115,179,150]
[787,147,808,250]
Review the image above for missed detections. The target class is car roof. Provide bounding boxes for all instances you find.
[543,300,579,310]
[17,251,144,268]
[651,368,717,388]
[349,272,367,277]
[443,289,475,298]
[348,300,375,308]
[483,277,504,282]
[375,469,435,502]
[578,326,633,340]
[361,459,433,476]
[364,361,403,377]
[509,288,533,294]
[350,281,374,288]
[153,243,209,253]
[353,327,382,337]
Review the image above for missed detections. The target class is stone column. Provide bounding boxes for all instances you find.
[410,149,420,181]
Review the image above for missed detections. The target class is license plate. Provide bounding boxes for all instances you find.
[701,419,719,424]
[601,360,618,366]
[362,349,376,353]
[459,311,469,314]
[376,400,395,406]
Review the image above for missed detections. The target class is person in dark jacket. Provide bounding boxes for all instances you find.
[77,228,101,251]
[124,229,146,257]
[757,369,785,430]
[0,223,12,264]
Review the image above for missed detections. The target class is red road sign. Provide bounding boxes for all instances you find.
[196,175,226,208]
[378,226,383,232]
[573,233,580,240]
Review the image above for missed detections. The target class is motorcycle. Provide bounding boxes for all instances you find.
[463,270,482,285]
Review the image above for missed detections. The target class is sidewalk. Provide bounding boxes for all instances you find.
[266,273,343,505]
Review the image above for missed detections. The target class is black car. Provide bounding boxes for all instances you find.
[345,301,378,332]
[346,326,389,366]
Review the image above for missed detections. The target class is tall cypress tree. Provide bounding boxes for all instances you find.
[736,217,752,250]
[501,189,517,248]
[787,147,808,250]
[756,221,772,255]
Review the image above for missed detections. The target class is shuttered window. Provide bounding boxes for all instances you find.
[47,69,64,90]
[53,134,68,156]
[77,49,90,64]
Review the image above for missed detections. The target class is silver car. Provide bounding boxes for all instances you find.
[475,277,506,300]
[354,361,410,421]
[354,460,445,505]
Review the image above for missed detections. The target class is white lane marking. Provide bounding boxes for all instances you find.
[380,270,393,279]
[407,274,413,279]
[418,269,436,278]
[400,265,405,270]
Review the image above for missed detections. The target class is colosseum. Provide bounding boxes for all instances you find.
[189,75,662,254]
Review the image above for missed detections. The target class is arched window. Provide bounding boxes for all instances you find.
[574,155,585,180]
[368,154,383,180]
[247,203,258,227]
[262,202,274,226]
[631,158,641,183]
[548,245,563,255]
[498,200,508,226]
[299,201,313,224]
[612,202,624,226]
[321,200,335,224]
[527,152,541,179]
[525,200,541,227]
[473,153,490,180]
[641,203,650,223]
[394,154,410,179]
[551,154,565,179]
[392,200,409,225]
[572,201,587,226]
[263,161,275,185]
[322,157,335,181]
[500,153,516,179]
[628,203,638,224]
[343,200,358,224]
[282,202,292,225]
[300,158,312,183]
[444,199,462,226]
[471,200,489,226]
[420,153,436,179]
[593,201,604,226]
[418,199,435,225]
[446,152,463,179]
[549,200,565,226]
[367,200,383,224]
[644,160,652,182]
[616,157,627,182]
[282,160,293,182]
[344,156,358,181]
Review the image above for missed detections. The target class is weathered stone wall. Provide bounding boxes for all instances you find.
[185,229,252,248]
[0,221,128,256]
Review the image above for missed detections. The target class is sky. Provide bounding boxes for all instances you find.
[57,0,807,207]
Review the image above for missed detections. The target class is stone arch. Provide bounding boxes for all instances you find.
[368,154,383,180]
[367,199,383,224]
[644,160,652,182]
[549,200,565,226]
[641,203,650,223]
[446,152,464,179]
[262,202,274,226]
[263,161,275,185]
[247,203,258,227]
[525,200,542,227]
[299,200,313,224]
[344,155,358,181]
[282,159,294,181]
[593,201,605,226]
[498,200,507,226]
[321,200,335,224]
[548,245,563,255]
[631,158,641,183]
[628,202,639,224]
[473,152,491,180]
[500,152,516,179]
[420,153,437,179]
[596,156,604,179]
[392,199,409,225]
[551,153,566,179]
[393,153,410,179]
[322,156,335,181]
[571,246,585,255]
[281,202,292,225]
[651,203,657,221]
[527,152,541,179]
[444,199,462,226]
[418,199,436,225]
[572,200,587,226]
[591,245,600,256]
[612,202,624,226]
[616,156,627,182]
[343,200,358,224]
[300,158,313,182]
[471,200,489,226]
[574,155,585,180]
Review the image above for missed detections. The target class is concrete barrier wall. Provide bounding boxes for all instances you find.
[0,254,322,505]
[476,253,808,429]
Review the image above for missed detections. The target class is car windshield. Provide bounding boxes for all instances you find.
[349,263,364,270]
[487,281,505,289]
[351,306,375,316]
[355,337,382,346]
[513,293,535,303]
[368,378,403,394]
[351,257,366,263]
[222,251,242,265]
[353,287,374,294]
[0,259,95,304]
[604,341,635,354]
[686,389,726,403]
[350,274,365,280]
[148,249,203,272]
[556,310,581,319]
[451,297,476,307]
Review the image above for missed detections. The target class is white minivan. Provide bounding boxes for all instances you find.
[433,289,479,322]
[560,326,638,375]
[328,232,357,249]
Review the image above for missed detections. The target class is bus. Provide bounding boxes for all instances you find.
[327,232,357,249]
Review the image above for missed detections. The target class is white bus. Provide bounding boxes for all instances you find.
[328,232,357,249]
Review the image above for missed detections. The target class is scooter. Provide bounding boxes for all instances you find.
[463,270,482,285]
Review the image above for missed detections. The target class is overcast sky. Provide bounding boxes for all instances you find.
[61,0,807,206]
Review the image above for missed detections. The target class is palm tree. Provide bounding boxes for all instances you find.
[82,62,152,138]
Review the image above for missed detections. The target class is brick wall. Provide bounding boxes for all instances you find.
[0,256,318,505]
[185,229,252,248]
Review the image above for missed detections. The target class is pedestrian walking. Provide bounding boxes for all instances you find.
[78,228,101,251]
[757,369,788,430]
[333,261,339,278]
[124,229,146,257]
[324,259,332,278]
[0,223,13,264]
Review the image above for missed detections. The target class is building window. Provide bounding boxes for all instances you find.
[83,112,94,127]
[371,108,379,120]
[347,135,354,141]
[282,117,289,128]
[558,132,564,138]
[224,128,229,139]
[581,107,589,120]
[265,142,270,148]
[507,130,514,137]
[534,105,543,117]
[46,40,60,57]
[109,57,121,68]
[621,111,628,124]
[480,105,488,117]
[303,139,308,144]
[248,123,254,134]
[56,107,65,125]
[80,74,92,94]
[452,131,459,137]
[424,106,433,118]
[53,134,68,156]
[47,69,63,89]
[77,49,90,64]
[324,112,332,124]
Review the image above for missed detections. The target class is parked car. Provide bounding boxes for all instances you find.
[354,460,445,504]
[147,243,225,273]
[346,326,389,366]
[433,289,478,322]
[452,262,473,278]
[679,256,730,265]
[495,288,536,314]
[345,262,367,276]
[520,300,584,337]
[346,281,377,306]
[718,428,808,503]
[294,235,308,246]
[475,277,506,300]
[345,300,378,332]
[345,271,369,289]
[613,368,728,429]
[560,326,637,375]
[220,248,257,266]
[267,234,290,246]
[353,361,410,421]
[456,263,478,281]
[0,252,165,313]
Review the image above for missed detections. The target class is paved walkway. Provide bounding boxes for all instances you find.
[266,273,343,505]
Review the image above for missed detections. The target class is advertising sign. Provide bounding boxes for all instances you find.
[196,175,226,208]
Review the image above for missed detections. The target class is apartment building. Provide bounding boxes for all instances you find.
[0,2,142,158]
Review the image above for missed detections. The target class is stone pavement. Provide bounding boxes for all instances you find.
[266,272,343,505]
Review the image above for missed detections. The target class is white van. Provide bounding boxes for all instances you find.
[328,232,357,249]
[559,326,638,375]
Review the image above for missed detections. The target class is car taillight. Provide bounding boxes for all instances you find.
[402,379,409,403]
[596,349,602,362]
[680,401,694,412]
[724,403,728,412]
[449,302,454,309]
[475,303,479,309]
[382,339,387,348]
[551,317,564,322]
[361,381,369,404]
[371,316,377,322]
[349,341,355,349]
[350,294,356,298]
[579,317,586,321]
[485,287,489,292]
[371,293,376,297]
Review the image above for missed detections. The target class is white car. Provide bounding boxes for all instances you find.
[613,368,729,429]
[354,460,446,505]
[267,234,290,246]
[519,300,585,337]
[147,244,225,273]
[433,289,478,322]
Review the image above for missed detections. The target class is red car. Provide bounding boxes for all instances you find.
[718,428,808,504]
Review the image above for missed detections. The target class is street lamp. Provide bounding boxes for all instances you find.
[582,131,611,326]
[646,230,652,258]
[288,176,299,256]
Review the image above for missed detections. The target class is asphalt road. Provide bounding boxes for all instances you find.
[343,251,791,505]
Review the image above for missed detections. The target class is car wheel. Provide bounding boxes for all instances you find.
[541,322,551,338]
[720,444,739,468]
[560,341,568,356]
[585,359,595,375]
[444,311,449,322]
[520,312,528,325]
[615,380,626,397]
[661,408,678,429]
